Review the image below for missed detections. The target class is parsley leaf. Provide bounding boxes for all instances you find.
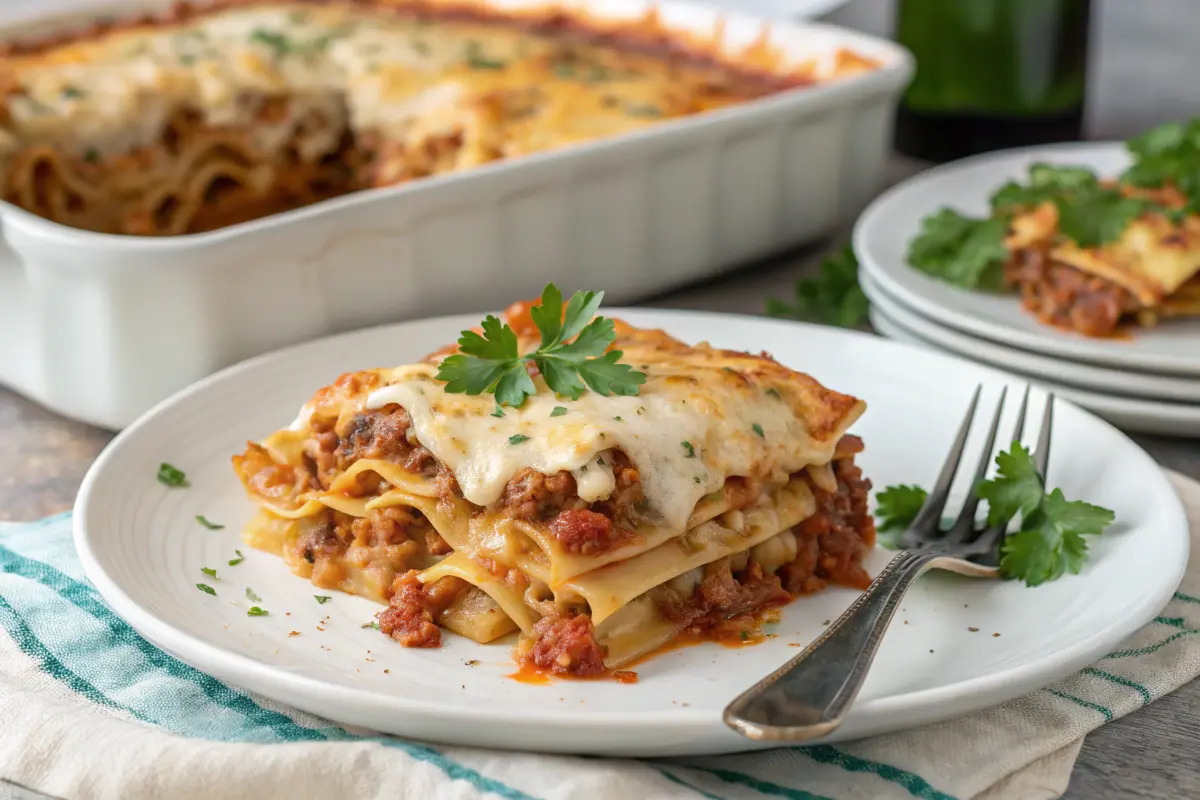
[157,463,188,487]
[245,587,262,603]
[751,423,765,438]
[550,406,569,417]
[1054,187,1149,248]
[196,583,216,596]
[435,284,645,407]
[874,484,927,533]
[509,434,530,445]
[765,245,868,328]
[247,606,269,617]
[907,210,1008,290]
[314,595,332,604]
[1000,490,1115,586]
[990,162,1099,212]
[200,567,217,579]
[196,515,224,530]
[681,441,696,458]
[976,441,1045,525]
[228,550,245,566]
[878,443,1116,586]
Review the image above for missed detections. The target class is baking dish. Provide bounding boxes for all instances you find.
[0,0,912,429]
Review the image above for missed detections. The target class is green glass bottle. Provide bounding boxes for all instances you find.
[894,0,1092,163]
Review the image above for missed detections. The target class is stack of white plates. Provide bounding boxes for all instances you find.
[853,143,1200,437]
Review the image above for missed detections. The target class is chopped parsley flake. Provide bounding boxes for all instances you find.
[83,148,100,163]
[465,40,505,70]
[625,103,662,117]
[200,567,217,579]
[752,423,765,438]
[509,434,530,445]
[60,85,85,100]
[196,583,216,596]
[613,415,623,421]
[362,621,381,630]
[245,587,262,603]
[247,606,269,617]
[249,29,292,58]
[597,456,606,466]
[157,463,187,487]
[682,441,696,458]
[740,630,750,641]
[550,406,569,417]
[694,476,702,484]
[766,388,782,399]
[314,595,332,604]
[196,515,224,530]
[228,550,245,566]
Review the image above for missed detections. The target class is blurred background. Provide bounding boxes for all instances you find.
[823,0,1199,141]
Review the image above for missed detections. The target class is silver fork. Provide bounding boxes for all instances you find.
[722,385,1053,742]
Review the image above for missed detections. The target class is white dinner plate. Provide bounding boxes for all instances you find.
[692,0,851,20]
[74,310,1189,756]
[869,305,1200,438]
[860,272,1200,405]
[853,142,1200,376]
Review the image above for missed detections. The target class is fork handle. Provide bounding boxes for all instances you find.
[723,550,939,741]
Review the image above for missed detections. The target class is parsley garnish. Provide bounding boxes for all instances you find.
[491,405,505,418]
[247,606,269,617]
[907,210,1008,290]
[613,415,622,421]
[875,442,1115,586]
[990,162,1099,212]
[83,148,99,163]
[249,29,292,57]
[200,567,217,579]
[435,284,646,407]
[228,550,245,566]
[681,441,696,458]
[196,515,224,530]
[509,434,530,445]
[157,463,188,487]
[1054,187,1149,248]
[464,41,505,70]
[196,583,216,596]
[766,388,782,399]
[245,587,262,603]
[751,423,765,438]
[550,406,569,417]
[694,476,702,484]
[625,103,662,117]
[874,484,927,533]
[60,85,84,100]
[766,245,869,328]
[362,621,380,630]
[314,595,332,604]
[1123,119,1200,214]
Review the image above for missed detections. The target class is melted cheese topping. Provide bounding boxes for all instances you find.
[0,2,846,163]
[355,334,862,532]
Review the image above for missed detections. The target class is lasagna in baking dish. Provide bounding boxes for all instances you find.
[232,294,875,678]
[0,0,877,236]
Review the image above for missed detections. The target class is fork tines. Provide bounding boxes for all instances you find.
[901,385,1054,560]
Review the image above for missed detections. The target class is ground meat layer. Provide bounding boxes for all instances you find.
[1005,246,1141,338]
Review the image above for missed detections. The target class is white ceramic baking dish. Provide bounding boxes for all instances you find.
[0,0,912,430]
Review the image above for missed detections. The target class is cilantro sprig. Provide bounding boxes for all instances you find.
[766,246,869,328]
[435,284,646,407]
[873,441,1115,586]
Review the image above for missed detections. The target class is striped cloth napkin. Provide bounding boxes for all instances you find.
[1,471,1197,800]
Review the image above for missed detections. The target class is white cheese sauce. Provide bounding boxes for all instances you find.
[360,358,842,533]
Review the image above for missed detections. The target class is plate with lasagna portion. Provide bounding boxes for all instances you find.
[854,126,1200,377]
[73,294,1188,756]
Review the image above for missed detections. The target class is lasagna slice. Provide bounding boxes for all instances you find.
[233,302,875,678]
[1003,187,1200,337]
